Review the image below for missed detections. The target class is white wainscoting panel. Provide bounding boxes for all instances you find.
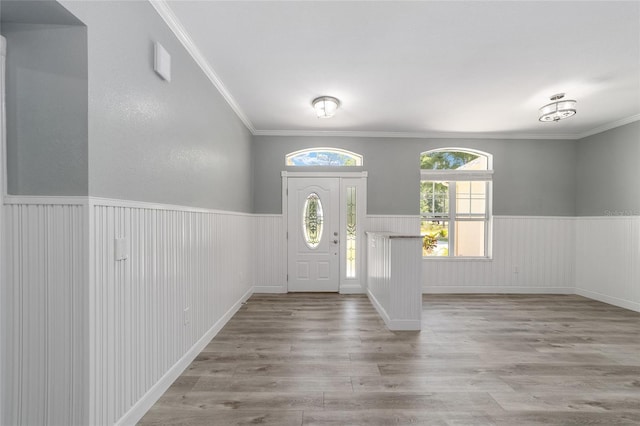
[89,199,254,425]
[423,216,576,293]
[3,199,88,426]
[367,233,422,330]
[253,215,286,293]
[367,215,421,235]
[575,216,640,312]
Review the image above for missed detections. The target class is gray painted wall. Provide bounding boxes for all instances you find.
[60,1,253,212]
[576,121,640,216]
[252,136,577,216]
[1,21,88,195]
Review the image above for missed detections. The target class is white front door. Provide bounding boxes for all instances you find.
[287,178,340,292]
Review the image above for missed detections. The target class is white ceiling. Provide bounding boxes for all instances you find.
[161,1,640,139]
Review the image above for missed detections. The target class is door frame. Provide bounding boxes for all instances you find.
[282,171,367,294]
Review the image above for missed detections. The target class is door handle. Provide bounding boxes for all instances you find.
[332,239,339,244]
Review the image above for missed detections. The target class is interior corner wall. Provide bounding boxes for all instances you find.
[575,121,640,312]
[1,22,88,196]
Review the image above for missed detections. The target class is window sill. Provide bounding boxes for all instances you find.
[422,257,493,262]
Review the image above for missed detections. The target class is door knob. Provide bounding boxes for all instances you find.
[333,239,339,244]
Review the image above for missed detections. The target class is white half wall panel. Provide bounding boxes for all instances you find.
[89,198,254,425]
[253,215,286,293]
[367,215,421,235]
[422,216,576,293]
[576,216,640,312]
[2,198,88,426]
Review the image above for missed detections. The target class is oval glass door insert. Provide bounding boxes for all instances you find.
[303,193,324,249]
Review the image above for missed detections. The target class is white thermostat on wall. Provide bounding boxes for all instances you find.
[154,42,171,82]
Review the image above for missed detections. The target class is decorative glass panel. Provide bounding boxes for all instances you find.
[286,148,363,166]
[346,186,357,278]
[302,193,324,249]
[420,150,488,170]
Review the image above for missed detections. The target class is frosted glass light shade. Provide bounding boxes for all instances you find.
[312,96,340,118]
[538,96,577,122]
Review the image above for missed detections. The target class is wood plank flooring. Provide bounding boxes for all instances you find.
[139,294,640,425]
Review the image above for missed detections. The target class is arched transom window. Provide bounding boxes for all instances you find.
[420,149,493,258]
[286,148,363,166]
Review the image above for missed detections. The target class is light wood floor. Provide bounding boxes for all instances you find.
[139,294,640,425]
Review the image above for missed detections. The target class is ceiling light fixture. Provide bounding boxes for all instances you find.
[312,96,340,119]
[538,93,577,122]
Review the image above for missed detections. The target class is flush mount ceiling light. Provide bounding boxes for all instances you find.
[312,96,340,119]
[538,93,577,122]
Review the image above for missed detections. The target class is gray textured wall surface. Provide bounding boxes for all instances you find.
[576,121,640,216]
[2,22,88,195]
[252,136,577,215]
[61,0,253,212]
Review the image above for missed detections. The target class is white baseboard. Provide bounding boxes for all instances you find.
[423,286,575,294]
[575,288,640,313]
[367,289,391,326]
[367,289,421,331]
[115,286,253,426]
[340,284,365,294]
[388,319,421,331]
[253,285,286,294]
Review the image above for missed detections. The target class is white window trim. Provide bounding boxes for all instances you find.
[420,169,494,181]
[420,173,493,259]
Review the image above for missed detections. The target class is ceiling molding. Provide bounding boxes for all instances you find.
[149,0,256,133]
[253,129,582,140]
[576,114,640,140]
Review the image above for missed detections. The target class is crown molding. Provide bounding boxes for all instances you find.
[253,129,580,140]
[149,0,255,133]
[576,114,640,140]
[149,0,638,142]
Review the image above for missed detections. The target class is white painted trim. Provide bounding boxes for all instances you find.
[4,195,88,205]
[148,0,255,133]
[339,284,365,294]
[367,289,392,327]
[494,215,576,220]
[423,286,575,294]
[388,319,422,331]
[115,286,253,426]
[367,289,420,331]
[254,129,579,140]
[575,215,640,220]
[421,169,494,180]
[254,115,640,140]
[88,196,253,216]
[253,285,286,294]
[0,38,5,424]
[368,214,421,219]
[282,171,368,178]
[575,288,640,313]
[577,114,640,140]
